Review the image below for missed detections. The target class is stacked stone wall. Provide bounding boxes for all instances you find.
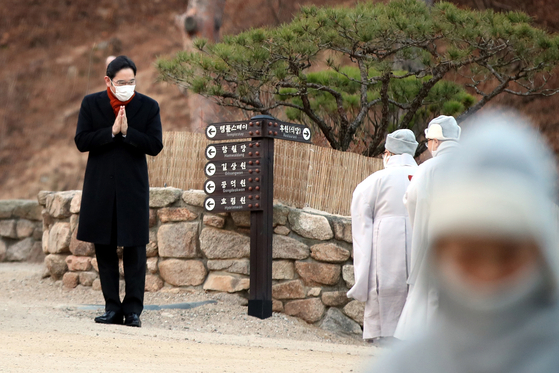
[0,200,43,263]
[36,188,363,335]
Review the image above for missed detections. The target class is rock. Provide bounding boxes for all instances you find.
[0,220,17,238]
[231,211,250,228]
[288,210,333,241]
[322,291,349,307]
[158,259,207,286]
[45,254,69,280]
[15,219,36,238]
[158,207,198,223]
[46,191,77,218]
[37,191,54,206]
[0,200,17,218]
[273,204,290,227]
[203,272,250,293]
[307,287,322,297]
[200,228,250,259]
[146,228,158,257]
[272,235,309,260]
[284,298,325,323]
[320,307,362,335]
[272,280,306,299]
[203,214,225,228]
[149,209,158,228]
[149,187,182,208]
[92,279,102,291]
[343,300,365,326]
[69,227,95,256]
[310,243,350,263]
[6,237,34,261]
[48,222,71,254]
[28,242,44,263]
[11,200,42,220]
[295,262,341,286]
[273,225,290,236]
[146,257,159,274]
[42,209,54,230]
[207,259,250,275]
[342,265,355,288]
[62,272,79,288]
[272,260,295,280]
[69,192,82,214]
[65,255,92,271]
[145,274,164,292]
[158,222,199,258]
[79,271,98,286]
[33,226,43,240]
[42,230,49,254]
[272,299,284,312]
[182,189,206,207]
[91,257,98,272]
[0,239,6,262]
[332,217,353,244]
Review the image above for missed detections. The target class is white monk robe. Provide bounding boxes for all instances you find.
[394,140,459,340]
[348,153,417,339]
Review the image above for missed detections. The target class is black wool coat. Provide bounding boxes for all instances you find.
[75,90,163,246]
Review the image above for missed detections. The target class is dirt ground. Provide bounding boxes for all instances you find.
[0,263,381,373]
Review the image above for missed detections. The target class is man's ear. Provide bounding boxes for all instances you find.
[104,76,111,88]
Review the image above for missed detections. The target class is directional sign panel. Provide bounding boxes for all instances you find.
[205,120,264,140]
[204,193,262,213]
[205,160,261,178]
[204,176,262,195]
[263,120,312,144]
[205,141,263,161]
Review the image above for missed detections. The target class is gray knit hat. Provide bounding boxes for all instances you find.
[425,115,461,141]
[385,129,419,155]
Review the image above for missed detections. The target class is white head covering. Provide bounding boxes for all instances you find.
[430,113,558,292]
[385,129,419,156]
[425,115,461,141]
[369,111,559,373]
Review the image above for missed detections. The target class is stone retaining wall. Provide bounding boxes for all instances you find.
[38,188,364,335]
[0,200,44,263]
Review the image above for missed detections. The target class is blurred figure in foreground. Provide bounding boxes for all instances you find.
[395,115,461,339]
[348,129,418,342]
[371,112,559,372]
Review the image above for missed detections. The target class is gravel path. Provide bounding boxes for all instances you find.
[0,263,381,372]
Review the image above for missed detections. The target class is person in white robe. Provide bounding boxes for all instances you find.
[348,129,418,340]
[370,112,559,373]
[394,115,461,340]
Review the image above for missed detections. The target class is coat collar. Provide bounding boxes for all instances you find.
[96,90,143,123]
[385,153,418,168]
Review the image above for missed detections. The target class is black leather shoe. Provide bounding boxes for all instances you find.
[124,313,141,327]
[94,311,123,325]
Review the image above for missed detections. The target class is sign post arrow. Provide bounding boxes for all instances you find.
[205,198,216,211]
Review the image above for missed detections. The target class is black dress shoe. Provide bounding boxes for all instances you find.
[124,313,141,327]
[94,311,123,325]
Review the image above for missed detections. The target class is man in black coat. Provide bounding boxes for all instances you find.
[75,56,163,327]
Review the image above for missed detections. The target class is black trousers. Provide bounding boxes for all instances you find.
[95,244,146,315]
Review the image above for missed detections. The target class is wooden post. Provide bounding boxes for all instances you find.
[248,135,274,319]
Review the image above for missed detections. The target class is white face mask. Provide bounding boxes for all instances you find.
[437,260,545,314]
[383,153,391,168]
[111,81,136,102]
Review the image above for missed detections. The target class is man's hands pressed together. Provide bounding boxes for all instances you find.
[112,106,128,136]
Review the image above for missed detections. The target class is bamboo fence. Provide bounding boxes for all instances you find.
[147,132,382,216]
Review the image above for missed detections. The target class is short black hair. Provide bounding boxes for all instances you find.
[106,55,137,79]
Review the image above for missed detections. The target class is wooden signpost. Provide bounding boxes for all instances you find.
[204,115,312,319]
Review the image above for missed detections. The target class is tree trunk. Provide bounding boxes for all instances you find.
[175,0,227,132]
